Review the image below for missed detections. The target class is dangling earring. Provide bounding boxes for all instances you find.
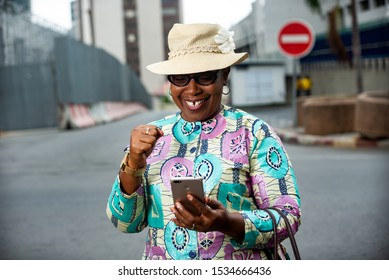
[168,89,172,96]
[222,84,230,95]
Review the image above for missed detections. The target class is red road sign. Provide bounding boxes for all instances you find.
[278,20,315,58]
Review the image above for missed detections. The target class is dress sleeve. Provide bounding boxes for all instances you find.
[234,122,301,250]
[106,175,148,233]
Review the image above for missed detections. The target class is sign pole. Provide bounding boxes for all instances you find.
[292,58,297,127]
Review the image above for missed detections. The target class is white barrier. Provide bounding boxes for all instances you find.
[103,101,147,121]
[60,102,148,129]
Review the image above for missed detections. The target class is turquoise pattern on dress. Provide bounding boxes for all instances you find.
[126,209,146,232]
[194,154,222,194]
[147,184,164,228]
[258,137,289,179]
[218,183,252,211]
[244,209,277,232]
[150,113,178,128]
[108,178,135,222]
[173,118,202,144]
[224,107,244,120]
[165,221,198,259]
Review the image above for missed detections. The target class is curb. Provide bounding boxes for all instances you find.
[276,128,389,148]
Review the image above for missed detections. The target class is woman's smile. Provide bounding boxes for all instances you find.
[184,98,207,110]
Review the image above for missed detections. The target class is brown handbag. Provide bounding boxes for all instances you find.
[263,207,301,260]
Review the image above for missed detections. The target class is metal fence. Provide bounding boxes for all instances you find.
[0,3,151,131]
[54,36,151,107]
[0,1,68,66]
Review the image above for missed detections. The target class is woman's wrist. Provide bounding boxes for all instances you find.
[118,154,144,195]
[118,171,143,195]
[120,153,146,177]
[221,212,245,241]
[125,153,146,170]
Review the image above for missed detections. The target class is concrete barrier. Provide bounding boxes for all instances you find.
[89,102,110,124]
[60,104,96,129]
[302,96,356,135]
[355,91,389,139]
[102,101,147,121]
[60,101,147,129]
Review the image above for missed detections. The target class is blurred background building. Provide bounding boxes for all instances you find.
[233,0,388,58]
[70,0,182,95]
[232,0,388,98]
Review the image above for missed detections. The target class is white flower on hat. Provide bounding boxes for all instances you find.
[214,28,236,54]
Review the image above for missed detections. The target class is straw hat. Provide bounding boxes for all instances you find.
[146,23,248,75]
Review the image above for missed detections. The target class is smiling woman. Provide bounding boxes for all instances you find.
[105,23,301,260]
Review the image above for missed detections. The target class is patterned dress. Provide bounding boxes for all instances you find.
[106,105,301,260]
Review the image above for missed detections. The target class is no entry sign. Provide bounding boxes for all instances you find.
[278,20,315,58]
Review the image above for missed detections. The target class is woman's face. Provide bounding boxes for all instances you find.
[169,68,230,122]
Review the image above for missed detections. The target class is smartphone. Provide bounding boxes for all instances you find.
[170,177,205,216]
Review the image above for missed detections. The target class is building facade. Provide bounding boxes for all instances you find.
[123,0,181,75]
[232,0,388,61]
[71,0,182,95]
[232,0,327,60]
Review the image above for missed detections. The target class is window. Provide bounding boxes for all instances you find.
[346,4,352,15]
[163,7,177,16]
[373,0,386,7]
[125,9,136,18]
[127,34,136,43]
[359,0,370,11]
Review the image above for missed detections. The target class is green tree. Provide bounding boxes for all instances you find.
[304,0,322,14]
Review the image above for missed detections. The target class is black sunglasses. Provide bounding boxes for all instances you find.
[167,70,219,87]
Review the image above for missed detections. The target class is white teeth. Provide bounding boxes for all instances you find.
[186,100,204,107]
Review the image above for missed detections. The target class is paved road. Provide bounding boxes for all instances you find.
[1,108,388,260]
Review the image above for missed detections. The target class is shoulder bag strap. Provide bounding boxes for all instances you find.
[262,209,279,259]
[268,206,301,260]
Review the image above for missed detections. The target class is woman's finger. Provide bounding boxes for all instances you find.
[205,196,224,210]
[171,202,192,225]
[187,194,209,216]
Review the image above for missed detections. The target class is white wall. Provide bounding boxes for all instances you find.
[231,63,286,106]
[137,0,166,95]
[79,0,92,44]
[93,0,126,64]
[76,0,125,64]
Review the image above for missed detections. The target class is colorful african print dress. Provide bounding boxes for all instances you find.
[106,105,301,260]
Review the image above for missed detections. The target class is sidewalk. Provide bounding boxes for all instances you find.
[275,127,389,148]
[244,104,389,149]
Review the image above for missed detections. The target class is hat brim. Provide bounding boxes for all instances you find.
[146,52,248,75]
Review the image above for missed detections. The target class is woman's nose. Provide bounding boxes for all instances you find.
[185,78,201,95]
